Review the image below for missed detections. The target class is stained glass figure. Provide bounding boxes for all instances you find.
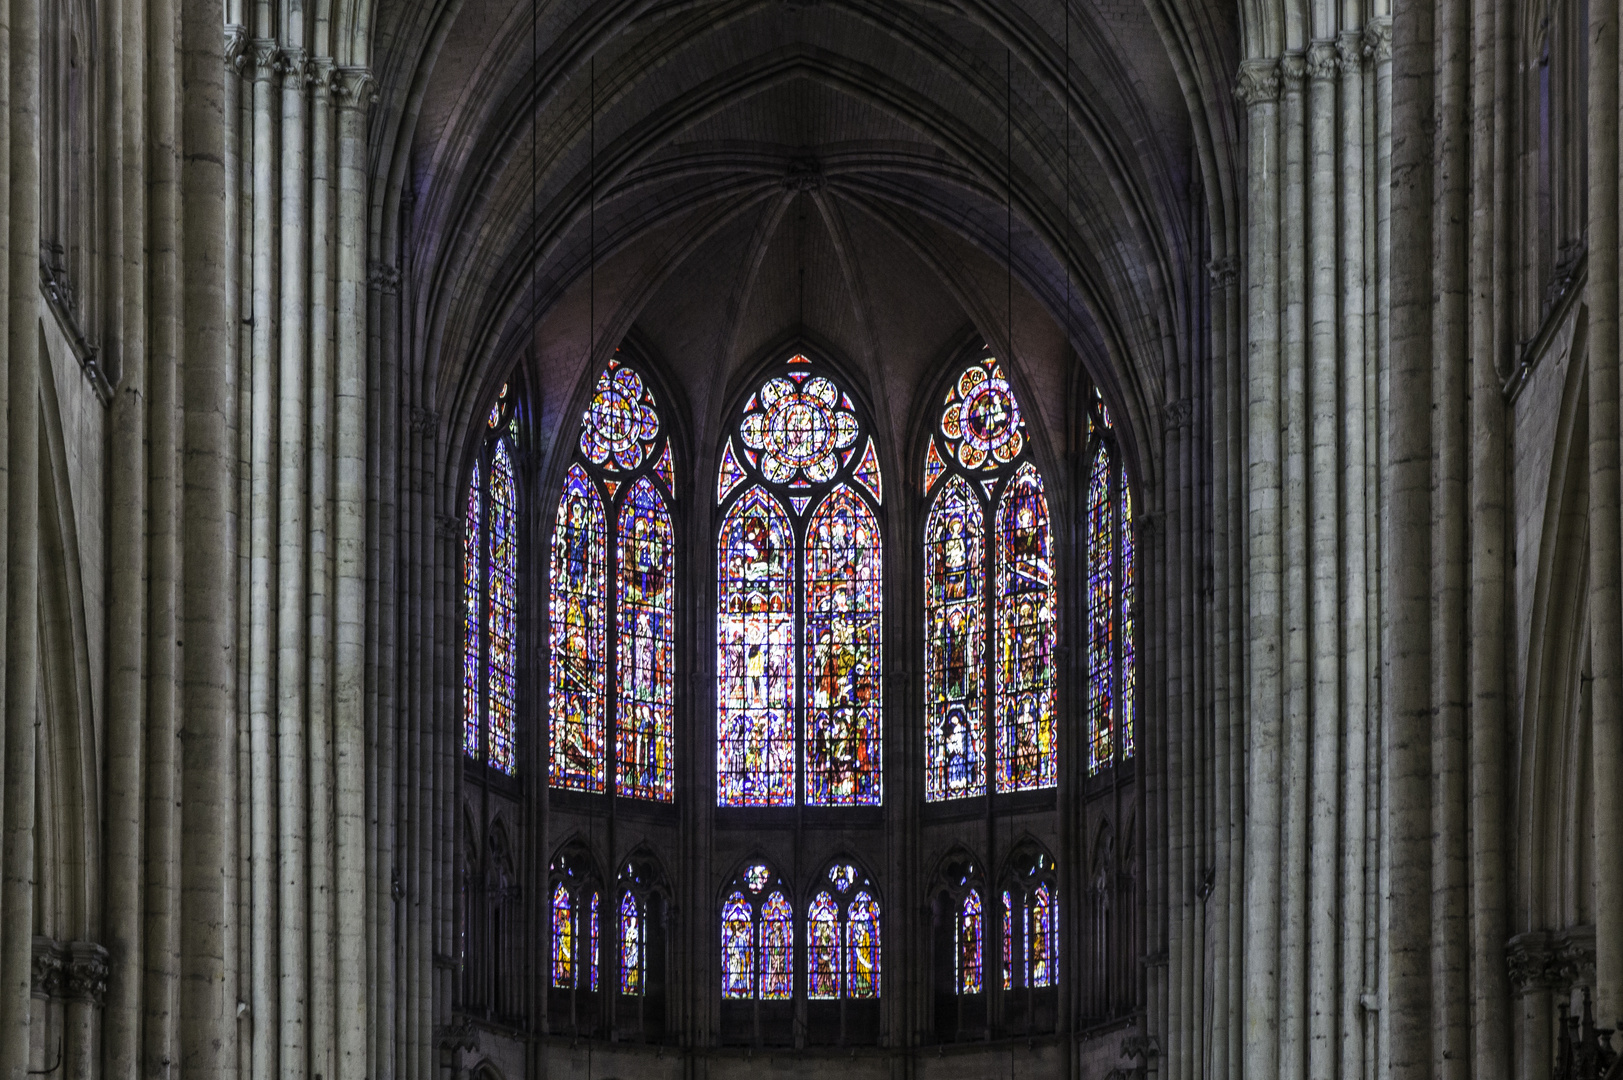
[463,464,482,761]
[807,892,840,999]
[852,437,883,504]
[940,360,1025,470]
[550,464,607,791]
[551,361,678,800]
[957,891,983,995]
[718,439,748,504]
[552,882,574,988]
[1086,445,1115,775]
[805,486,883,805]
[1121,483,1137,759]
[620,891,644,995]
[617,477,675,800]
[1029,882,1055,988]
[585,892,601,991]
[924,475,986,800]
[829,864,856,891]
[580,361,661,471]
[738,376,859,484]
[995,464,1056,792]
[717,487,797,805]
[745,864,772,892]
[721,892,754,998]
[847,892,880,998]
[760,891,794,999]
[719,356,882,806]
[1002,889,1014,991]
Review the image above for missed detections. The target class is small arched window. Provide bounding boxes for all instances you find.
[1083,390,1137,775]
[464,383,521,775]
[924,356,1055,799]
[806,862,881,1000]
[549,358,676,799]
[550,850,601,993]
[716,354,884,807]
[720,863,795,1000]
[1001,849,1058,995]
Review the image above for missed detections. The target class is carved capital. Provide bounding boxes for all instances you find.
[224,25,249,73]
[1234,59,1280,106]
[783,156,824,192]
[409,407,438,435]
[1363,18,1392,63]
[369,261,402,294]
[334,66,377,110]
[1337,30,1365,75]
[1278,52,1307,90]
[279,46,308,85]
[65,942,110,1006]
[1163,398,1196,429]
[1206,257,1238,287]
[1506,932,1557,993]
[438,1018,479,1054]
[31,938,64,999]
[435,514,462,540]
[309,56,337,93]
[250,39,280,80]
[1306,41,1339,81]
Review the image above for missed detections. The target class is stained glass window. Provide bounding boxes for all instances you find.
[620,891,644,995]
[550,358,677,799]
[717,355,883,806]
[1084,398,1137,776]
[957,890,983,994]
[807,892,840,998]
[464,383,521,774]
[925,356,1056,799]
[721,892,754,998]
[846,892,880,999]
[805,486,882,805]
[925,475,986,799]
[721,864,796,1000]
[552,882,574,988]
[1002,850,1058,991]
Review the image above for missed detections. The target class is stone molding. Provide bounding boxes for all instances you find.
[31,937,110,1007]
[1306,41,1339,81]
[1507,926,1597,995]
[1363,19,1392,63]
[1234,59,1280,106]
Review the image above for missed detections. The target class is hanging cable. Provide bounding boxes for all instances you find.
[590,55,596,370]
[1006,49,1014,360]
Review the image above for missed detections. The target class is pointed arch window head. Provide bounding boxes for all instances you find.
[550,851,602,992]
[924,355,1054,799]
[957,890,984,994]
[464,382,521,775]
[721,863,795,1000]
[717,355,883,807]
[549,358,676,800]
[805,862,881,1000]
[1085,390,1137,776]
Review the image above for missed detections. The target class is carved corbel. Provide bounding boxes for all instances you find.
[1206,257,1238,287]
[369,261,402,294]
[1278,52,1307,92]
[1234,58,1280,107]
[224,25,249,74]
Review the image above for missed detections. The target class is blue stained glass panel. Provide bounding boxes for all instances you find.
[616,477,675,800]
[550,464,607,791]
[924,474,986,800]
[995,464,1056,792]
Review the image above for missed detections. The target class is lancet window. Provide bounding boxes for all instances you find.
[550,850,602,994]
[1083,390,1137,775]
[716,354,884,807]
[464,382,521,775]
[549,358,677,800]
[923,356,1055,799]
[930,853,987,1042]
